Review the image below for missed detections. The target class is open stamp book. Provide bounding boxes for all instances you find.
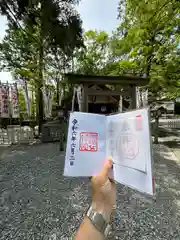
[64,108,154,195]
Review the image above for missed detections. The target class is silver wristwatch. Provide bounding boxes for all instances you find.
[86,205,111,238]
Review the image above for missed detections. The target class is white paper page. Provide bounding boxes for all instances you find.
[106,108,154,195]
[64,112,106,177]
[107,109,149,172]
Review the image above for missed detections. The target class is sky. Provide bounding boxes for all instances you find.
[77,0,119,33]
[0,0,119,82]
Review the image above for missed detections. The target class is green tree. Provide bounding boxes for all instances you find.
[114,0,180,98]
[75,30,110,75]
[0,26,38,75]
[0,0,83,130]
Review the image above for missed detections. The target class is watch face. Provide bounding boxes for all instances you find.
[86,206,110,237]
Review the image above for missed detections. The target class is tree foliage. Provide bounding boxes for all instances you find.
[0,26,38,75]
[115,0,180,98]
[75,30,110,75]
[0,0,83,127]
[0,0,83,55]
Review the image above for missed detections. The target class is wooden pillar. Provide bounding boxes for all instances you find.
[82,84,88,112]
[131,85,137,109]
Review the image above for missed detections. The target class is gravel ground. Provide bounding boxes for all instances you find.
[0,143,180,240]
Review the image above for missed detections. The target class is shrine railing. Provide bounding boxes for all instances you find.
[0,125,35,146]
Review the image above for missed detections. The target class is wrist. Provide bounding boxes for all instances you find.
[85,205,112,239]
[91,201,113,222]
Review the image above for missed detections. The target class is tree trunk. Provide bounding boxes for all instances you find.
[38,33,44,133]
[37,3,44,134]
[146,33,156,78]
[31,85,35,118]
[56,76,60,105]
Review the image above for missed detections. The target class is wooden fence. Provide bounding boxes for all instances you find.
[1,118,180,146]
[0,125,35,146]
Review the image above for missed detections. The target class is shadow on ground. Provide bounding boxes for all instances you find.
[156,127,180,149]
[0,143,180,239]
[156,127,180,138]
[163,141,180,148]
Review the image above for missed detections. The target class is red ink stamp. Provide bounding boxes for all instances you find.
[135,115,142,131]
[79,132,98,152]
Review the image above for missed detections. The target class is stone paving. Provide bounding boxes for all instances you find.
[0,143,180,239]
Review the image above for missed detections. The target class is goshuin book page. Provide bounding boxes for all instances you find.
[64,108,154,195]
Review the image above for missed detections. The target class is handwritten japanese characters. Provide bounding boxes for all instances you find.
[11,83,20,118]
[0,84,9,118]
[69,119,78,166]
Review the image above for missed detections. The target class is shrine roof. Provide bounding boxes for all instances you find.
[64,73,149,86]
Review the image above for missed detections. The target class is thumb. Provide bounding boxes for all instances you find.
[91,158,113,186]
[99,158,113,179]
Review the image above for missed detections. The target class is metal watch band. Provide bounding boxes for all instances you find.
[86,206,111,238]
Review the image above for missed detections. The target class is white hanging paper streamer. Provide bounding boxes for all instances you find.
[41,86,48,118]
[118,95,123,112]
[47,88,54,118]
[136,87,141,109]
[136,87,148,108]
[20,80,31,117]
[0,83,10,118]
[142,88,148,106]
[11,83,20,118]
[41,86,54,118]
[76,85,83,111]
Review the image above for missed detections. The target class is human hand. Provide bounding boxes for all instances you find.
[91,158,116,221]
